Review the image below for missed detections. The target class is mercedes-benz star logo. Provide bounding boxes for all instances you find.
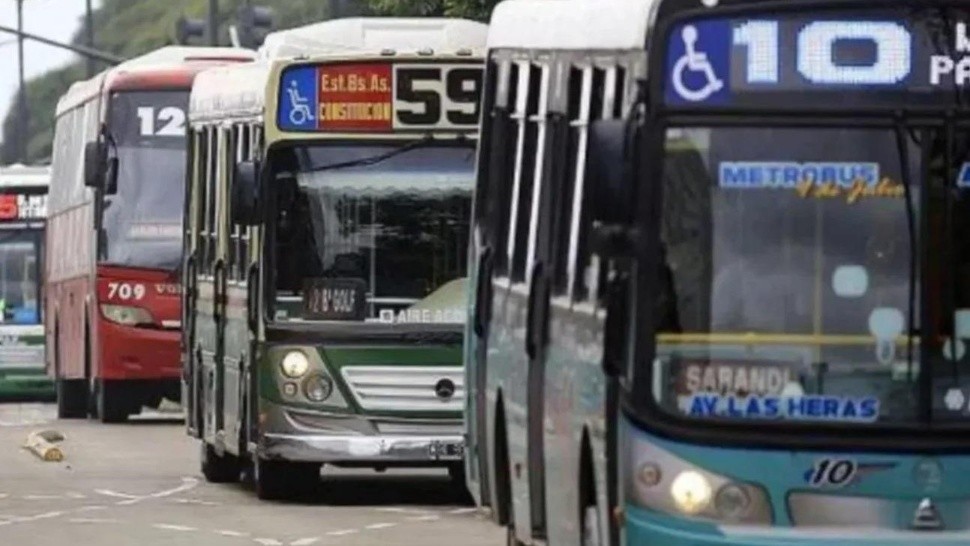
[434,378,456,400]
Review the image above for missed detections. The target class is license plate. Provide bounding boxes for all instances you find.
[430,440,464,460]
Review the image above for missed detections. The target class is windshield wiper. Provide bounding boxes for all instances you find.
[304,135,466,173]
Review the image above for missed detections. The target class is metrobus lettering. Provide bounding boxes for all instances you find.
[930,23,970,86]
[687,394,879,422]
[719,162,880,189]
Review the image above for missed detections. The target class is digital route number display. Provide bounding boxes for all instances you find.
[0,194,46,222]
[277,61,483,132]
[663,9,970,109]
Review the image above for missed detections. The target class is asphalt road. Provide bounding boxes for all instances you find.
[0,403,503,546]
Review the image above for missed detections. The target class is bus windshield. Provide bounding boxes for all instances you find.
[101,90,188,271]
[651,126,970,427]
[0,230,40,325]
[272,143,475,324]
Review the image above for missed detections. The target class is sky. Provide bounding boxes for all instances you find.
[0,0,92,145]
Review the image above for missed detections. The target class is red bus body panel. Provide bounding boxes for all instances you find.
[95,266,181,381]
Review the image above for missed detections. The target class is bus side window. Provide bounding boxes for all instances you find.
[490,60,520,278]
[572,66,609,302]
[507,62,544,283]
[553,65,589,297]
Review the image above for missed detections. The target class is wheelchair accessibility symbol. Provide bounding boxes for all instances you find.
[287,80,315,125]
[671,25,725,102]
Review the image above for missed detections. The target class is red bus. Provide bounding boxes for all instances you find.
[47,46,255,423]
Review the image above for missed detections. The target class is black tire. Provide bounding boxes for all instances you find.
[201,442,241,483]
[56,379,87,419]
[97,380,129,424]
[448,462,473,504]
[253,457,319,501]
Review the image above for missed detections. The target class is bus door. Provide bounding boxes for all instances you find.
[213,126,231,442]
[184,128,204,436]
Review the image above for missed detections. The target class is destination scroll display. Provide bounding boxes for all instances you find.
[277,61,483,132]
[662,9,970,108]
[302,278,367,321]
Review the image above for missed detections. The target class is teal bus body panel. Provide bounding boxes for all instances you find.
[623,417,970,544]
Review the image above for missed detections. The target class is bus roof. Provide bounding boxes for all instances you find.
[258,17,488,59]
[0,164,51,188]
[189,61,272,123]
[56,46,256,116]
[191,17,488,123]
[487,0,656,50]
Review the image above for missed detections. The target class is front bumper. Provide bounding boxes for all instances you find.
[625,506,970,546]
[258,398,463,464]
[260,432,464,464]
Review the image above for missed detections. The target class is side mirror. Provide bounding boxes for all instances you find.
[586,118,637,257]
[83,141,107,188]
[232,160,261,225]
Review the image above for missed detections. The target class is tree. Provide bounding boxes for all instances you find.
[0,0,496,164]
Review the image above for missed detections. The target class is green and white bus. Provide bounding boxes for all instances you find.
[183,17,487,500]
[0,164,51,401]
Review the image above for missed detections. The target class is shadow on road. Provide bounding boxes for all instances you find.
[257,469,475,507]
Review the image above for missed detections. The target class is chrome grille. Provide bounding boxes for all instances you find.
[340,366,464,412]
[0,345,44,368]
[374,421,463,435]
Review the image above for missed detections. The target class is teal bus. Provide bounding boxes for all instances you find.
[0,164,51,401]
[465,0,970,544]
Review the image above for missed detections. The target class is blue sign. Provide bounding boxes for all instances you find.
[277,66,319,132]
[959,163,970,188]
[665,20,731,105]
[661,12,970,108]
[687,394,880,423]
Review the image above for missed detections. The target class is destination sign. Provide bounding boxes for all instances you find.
[302,278,367,321]
[277,61,483,132]
[662,10,970,108]
[0,194,46,221]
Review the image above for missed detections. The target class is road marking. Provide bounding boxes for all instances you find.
[407,514,441,522]
[365,522,397,530]
[24,494,67,500]
[327,529,359,536]
[0,493,8,499]
[69,517,118,524]
[375,507,434,515]
[449,508,477,514]
[253,539,283,545]
[172,498,220,506]
[96,489,139,500]
[153,523,197,532]
[77,505,107,512]
[217,530,249,537]
[290,538,320,546]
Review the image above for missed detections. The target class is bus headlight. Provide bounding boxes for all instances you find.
[670,471,712,515]
[280,351,310,378]
[100,304,153,326]
[627,436,772,524]
[303,374,333,402]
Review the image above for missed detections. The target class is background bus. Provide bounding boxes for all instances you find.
[47,46,255,423]
[0,164,51,402]
[183,17,486,500]
[464,1,645,545]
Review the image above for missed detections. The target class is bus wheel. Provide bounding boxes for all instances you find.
[201,442,240,483]
[56,379,87,419]
[253,458,319,501]
[96,381,129,424]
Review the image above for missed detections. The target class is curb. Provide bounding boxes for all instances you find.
[24,429,65,462]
